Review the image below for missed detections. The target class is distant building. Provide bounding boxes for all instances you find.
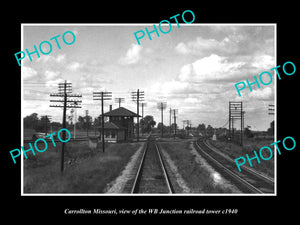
[98,107,140,142]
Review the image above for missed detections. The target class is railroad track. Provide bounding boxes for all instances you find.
[131,136,174,194]
[195,138,275,194]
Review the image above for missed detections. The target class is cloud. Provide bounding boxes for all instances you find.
[175,42,189,54]
[146,51,275,126]
[178,54,245,82]
[175,36,239,56]
[72,28,79,37]
[251,54,274,69]
[148,80,190,97]
[147,54,246,103]
[56,54,66,63]
[67,61,84,71]
[22,66,37,80]
[184,97,201,104]
[74,73,113,94]
[45,78,65,88]
[177,53,275,84]
[247,86,274,100]
[37,54,65,64]
[175,26,274,58]
[119,43,142,65]
[45,70,60,80]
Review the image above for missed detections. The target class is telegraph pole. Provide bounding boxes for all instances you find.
[229,101,244,146]
[93,91,112,153]
[172,109,178,138]
[115,97,125,107]
[241,102,243,146]
[169,108,172,134]
[74,105,78,139]
[268,104,275,136]
[101,93,104,151]
[85,110,89,137]
[141,102,147,136]
[268,104,275,115]
[157,102,167,138]
[50,80,82,172]
[229,102,231,140]
[132,89,144,142]
[186,120,191,136]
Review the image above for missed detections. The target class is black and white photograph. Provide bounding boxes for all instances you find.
[4,5,298,221]
[21,24,276,195]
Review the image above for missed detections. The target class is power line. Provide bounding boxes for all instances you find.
[221,119,229,128]
[93,91,112,153]
[49,80,82,173]
[229,101,244,146]
[115,97,125,107]
[157,102,167,138]
[172,109,178,138]
[268,104,275,115]
[132,89,144,142]
[24,89,51,94]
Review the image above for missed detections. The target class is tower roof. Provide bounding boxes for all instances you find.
[103,107,140,117]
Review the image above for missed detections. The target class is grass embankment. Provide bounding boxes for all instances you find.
[23,141,142,193]
[160,139,239,193]
[208,138,274,177]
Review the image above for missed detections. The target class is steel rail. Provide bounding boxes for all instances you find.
[131,137,174,194]
[195,140,264,193]
[155,142,174,193]
[203,139,274,184]
[130,141,148,194]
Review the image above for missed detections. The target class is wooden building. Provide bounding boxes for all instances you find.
[98,107,140,142]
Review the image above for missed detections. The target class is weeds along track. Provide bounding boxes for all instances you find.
[131,136,174,194]
[195,138,274,194]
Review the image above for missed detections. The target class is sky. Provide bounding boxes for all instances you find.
[22,24,275,131]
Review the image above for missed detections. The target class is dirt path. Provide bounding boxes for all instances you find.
[105,143,145,193]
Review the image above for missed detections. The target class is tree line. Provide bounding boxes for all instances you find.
[23,113,157,133]
[24,112,272,138]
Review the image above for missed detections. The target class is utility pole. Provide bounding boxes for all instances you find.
[93,91,112,153]
[186,120,191,136]
[229,101,244,146]
[229,102,231,141]
[50,80,82,172]
[169,108,172,134]
[140,102,147,137]
[85,110,89,137]
[268,104,275,136]
[268,104,275,115]
[172,109,178,138]
[115,97,125,107]
[69,109,75,138]
[157,102,167,138]
[132,89,144,142]
[73,104,78,139]
[241,102,243,146]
